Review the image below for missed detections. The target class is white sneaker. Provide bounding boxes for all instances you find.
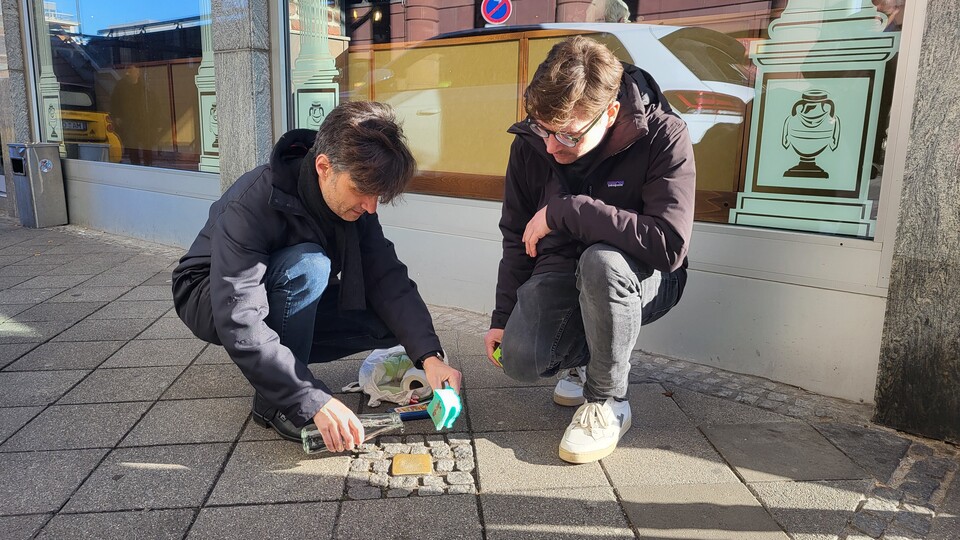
[558,398,631,464]
[553,366,587,407]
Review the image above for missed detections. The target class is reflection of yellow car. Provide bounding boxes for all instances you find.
[60,85,123,163]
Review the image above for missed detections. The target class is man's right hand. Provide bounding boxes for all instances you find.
[312,398,364,453]
[484,328,505,367]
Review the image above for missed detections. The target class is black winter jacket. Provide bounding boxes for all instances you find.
[172,129,441,426]
[492,64,696,329]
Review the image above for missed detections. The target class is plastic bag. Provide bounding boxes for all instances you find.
[342,345,434,407]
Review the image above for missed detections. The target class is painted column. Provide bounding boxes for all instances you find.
[196,0,219,173]
[728,0,900,238]
[32,0,62,146]
[406,0,439,42]
[291,0,339,130]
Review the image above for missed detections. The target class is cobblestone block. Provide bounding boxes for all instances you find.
[852,511,889,538]
[448,484,477,495]
[901,479,938,502]
[388,476,418,490]
[380,436,401,444]
[446,471,473,485]
[422,476,445,488]
[409,446,430,455]
[387,488,412,498]
[453,446,473,459]
[767,392,790,402]
[348,486,381,500]
[404,435,424,444]
[350,460,372,473]
[757,399,780,410]
[436,459,455,472]
[456,459,475,472]
[448,435,471,446]
[425,435,445,446]
[383,444,409,455]
[419,486,444,496]
[369,473,389,487]
[372,460,391,474]
[431,446,452,459]
[893,509,932,535]
[357,443,378,453]
[735,393,759,405]
[347,472,370,487]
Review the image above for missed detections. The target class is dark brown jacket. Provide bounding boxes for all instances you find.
[491,64,696,329]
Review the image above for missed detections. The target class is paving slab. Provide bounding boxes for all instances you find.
[0,370,89,406]
[0,514,51,540]
[82,272,155,288]
[138,317,198,339]
[812,422,913,484]
[702,422,871,483]
[621,483,789,539]
[141,272,174,286]
[0,264,61,277]
[58,366,185,404]
[8,254,73,267]
[750,480,873,540]
[457,331,487,357]
[481,487,634,539]
[121,397,250,446]
[671,388,802,426]
[1,402,151,451]
[469,387,573,432]
[117,286,175,302]
[12,301,105,322]
[0,449,108,515]
[0,288,65,305]
[187,502,338,539]
[5,340,124,371]
[0,276,32,290]
[458,354,555,390]
[160,363,253,400]
[0,304,33,324]
[0,406,42,443]
[13,274,92,290]
[0,342,36,368]
[206,440,350,505]
[46,286,132,303]
[36,509,193,540]
[100,338,205,368]
[308,357,365,392]
[474,431,609,493]
[0,319,74,344]
[64,443,232,512]
[195,344,232,364]
[87,300,173,319]
[928,473,960,540]
[52,317,154,342]
[336,494,482,539]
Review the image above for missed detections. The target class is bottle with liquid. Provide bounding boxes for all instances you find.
[301,411,403,454]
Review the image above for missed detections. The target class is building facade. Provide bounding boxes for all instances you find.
[0,0,956,441]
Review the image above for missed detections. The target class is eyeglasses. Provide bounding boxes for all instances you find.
[526,105,609,148]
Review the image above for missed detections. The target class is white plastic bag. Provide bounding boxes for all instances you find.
[342,346,434,407]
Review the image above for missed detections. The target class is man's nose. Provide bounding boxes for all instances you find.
[361,195,378,214]
[544,135,565,155]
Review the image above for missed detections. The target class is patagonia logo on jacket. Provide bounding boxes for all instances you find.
[607,180,625,188]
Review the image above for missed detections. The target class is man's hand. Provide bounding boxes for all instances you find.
[312,398,364,453]
[522,206,551,258]
[484,328,504,367]
[423,355,462,394]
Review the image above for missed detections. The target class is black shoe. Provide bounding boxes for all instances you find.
[251,393,302,442]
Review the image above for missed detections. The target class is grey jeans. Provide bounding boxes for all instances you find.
[500,243,682,401]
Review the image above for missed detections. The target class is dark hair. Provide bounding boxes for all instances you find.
[311,101,416,204]
[524,36,623,127]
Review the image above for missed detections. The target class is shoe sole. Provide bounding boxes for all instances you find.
[558,417,632,464]
[553,393,586,407]
[250,410,301,443]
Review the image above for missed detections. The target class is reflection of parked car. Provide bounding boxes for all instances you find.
[348,23,753,219]
[59,84,123,163]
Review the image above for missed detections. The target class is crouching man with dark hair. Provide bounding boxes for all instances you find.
[173,101,461,453]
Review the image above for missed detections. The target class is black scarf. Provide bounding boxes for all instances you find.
[297,151,366,311]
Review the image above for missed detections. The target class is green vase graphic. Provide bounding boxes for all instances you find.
[782,90,841,179]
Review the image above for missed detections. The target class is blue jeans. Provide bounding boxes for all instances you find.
[263,243,398,369]
[500,243,681,402]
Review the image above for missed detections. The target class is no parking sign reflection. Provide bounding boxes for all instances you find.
[481,0,512,25]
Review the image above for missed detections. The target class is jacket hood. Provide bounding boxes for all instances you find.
[269,128,317,194]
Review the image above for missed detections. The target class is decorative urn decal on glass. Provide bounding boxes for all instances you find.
[782,90,840,179]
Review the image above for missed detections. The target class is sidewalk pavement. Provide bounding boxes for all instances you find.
[0,214,958,540]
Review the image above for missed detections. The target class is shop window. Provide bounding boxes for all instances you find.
[29,0,219,172]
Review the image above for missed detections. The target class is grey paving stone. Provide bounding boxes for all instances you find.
[851,510,888,537]
[5,341,124,371]
[2,402,151,451]
[0,514,51,540]
[53,318,154,342]
[47,286,132,303]
[481,487,634,539]
[751,480,874,540]
[474,431,609,493]
[622,483,790,539]
[0,305,33,324]
[13,274,92,290]
[671,388,802,426]
[161,363,253,400]
[0,319,73,343]
[187,503,338,540]
[137,318,197,339]
[0,343,35,368]
[0,264,61,277]
[141,272,174,286]
[64,443,231,512]
[192,346,233,365]
[59,366,185,404]
[12,301,105,322]
[121,397,249,446]
[117,286,174,302]
[37,509,193,540]
[100,339,205,368]
[308,358,367,392]
[813,422,912,484]
[82,272,154,288]
[0,288,65,305]
[458,354,555,390]
[0,276,31,290]
[928,472,960,540]
[207,440,350,505]
[469,387,572,432]
[336,494,482,539]
[0,370,88,406]
[87,300,173,319]
[0,449,108,515]
[0,406,42,443]
[702,422,871,483]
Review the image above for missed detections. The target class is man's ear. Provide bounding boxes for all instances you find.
[606,101,621,127]
[315,153,332,180]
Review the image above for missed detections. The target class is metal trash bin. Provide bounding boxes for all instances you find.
[8,142,68,228]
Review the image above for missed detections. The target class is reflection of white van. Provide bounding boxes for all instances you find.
[349,23,753,218]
